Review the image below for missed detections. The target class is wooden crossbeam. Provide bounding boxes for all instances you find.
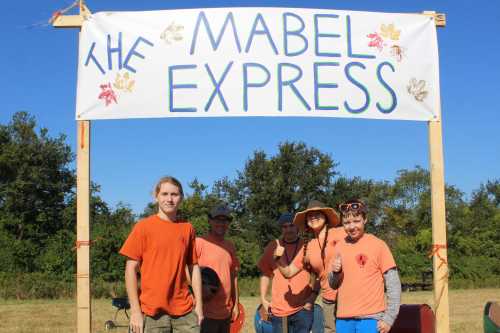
[423,11,446,27]
[52,15,83,28]
[51,4,90,28]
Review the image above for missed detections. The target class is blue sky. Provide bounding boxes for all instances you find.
[1,0,499,214]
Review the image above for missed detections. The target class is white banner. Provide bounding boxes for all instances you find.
[76,8,440,121]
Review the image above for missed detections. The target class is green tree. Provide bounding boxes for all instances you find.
[330,176,391,234]
[0,112,74,272]
[450,180,500,278]
[91,201,135,282]
[180,179,220,235]
[214,141,339,248]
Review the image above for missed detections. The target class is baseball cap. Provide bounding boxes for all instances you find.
[277,212,294,226]
[209,204,233,221]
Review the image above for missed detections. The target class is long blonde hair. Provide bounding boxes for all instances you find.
[153,176,184,198]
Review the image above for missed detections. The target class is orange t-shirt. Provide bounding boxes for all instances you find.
[294,227,346,301]
[332,233,397,318]
[119,215,198,317]
[195,235,240,320]
[257,239,312,317]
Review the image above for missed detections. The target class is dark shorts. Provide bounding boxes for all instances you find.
[201,316,231,333]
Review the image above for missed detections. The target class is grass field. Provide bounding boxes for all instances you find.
[0,289,499,332]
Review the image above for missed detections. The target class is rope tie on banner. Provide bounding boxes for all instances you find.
[48,1,80,24]
[428,244,448,270]
[428,244,449,311]
[80,122,85,150]
[73,238,101,250]
[74,240,91,249]
[75,273,89,278]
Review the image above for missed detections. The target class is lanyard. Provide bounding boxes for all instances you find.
[316,237,326,271]
[283,239,300,265]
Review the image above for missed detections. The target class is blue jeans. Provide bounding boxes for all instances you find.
[336,318,377,333]
[271,308,314,333]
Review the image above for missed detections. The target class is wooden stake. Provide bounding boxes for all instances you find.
[52,3,92,332]
[428,120,450,333]
[76,120,91,333]
[425,10,449,333]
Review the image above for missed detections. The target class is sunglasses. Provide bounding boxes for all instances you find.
[339,202,365,213]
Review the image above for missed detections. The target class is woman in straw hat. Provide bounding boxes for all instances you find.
[274,200,346,333]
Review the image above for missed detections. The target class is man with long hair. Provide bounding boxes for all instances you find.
[120,176,203,333]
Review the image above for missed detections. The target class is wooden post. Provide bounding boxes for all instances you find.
[429,120,450,333]
[424,11,449,333]
[52,3,92,333]
[76,120,91,333]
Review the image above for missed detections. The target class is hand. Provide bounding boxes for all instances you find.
[273,240,285,260]
[194,303,204,326]
[262,298,271,313]
[331,253,342,273]
[303,302,313,311]
[231,303,240,322]
[129,311,144,333]
[377,320,391,333]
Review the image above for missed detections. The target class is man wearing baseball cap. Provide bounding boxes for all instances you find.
[195,204,240,333]
[258,213,316,333]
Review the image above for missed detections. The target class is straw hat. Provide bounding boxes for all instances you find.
[293,200,340,231]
